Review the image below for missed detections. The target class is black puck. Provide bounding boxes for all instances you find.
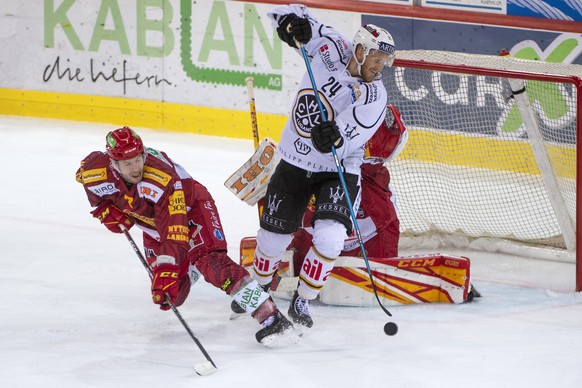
[384,321,398,336]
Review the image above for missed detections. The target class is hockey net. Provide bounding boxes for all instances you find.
[383,50,580,291]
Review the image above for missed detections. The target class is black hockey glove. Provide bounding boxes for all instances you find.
[311,120,344,154]
[277,13,312,48]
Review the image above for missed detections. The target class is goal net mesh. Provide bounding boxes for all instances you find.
[383,50,578,252]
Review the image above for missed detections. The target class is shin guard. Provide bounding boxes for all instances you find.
[297,246,336,300]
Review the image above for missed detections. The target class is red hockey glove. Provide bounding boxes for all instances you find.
[311,120,343,154]
[90,202,134,233]
[151,257,180,311]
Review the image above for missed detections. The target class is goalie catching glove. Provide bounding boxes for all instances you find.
[151,255,180,311]
[277,13,312,48]
[311,120,343,153]
[91,201,134,233]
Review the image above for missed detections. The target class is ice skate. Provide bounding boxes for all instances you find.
[288,291,313,328]
[255,310,298,347]
[466,283,482,302]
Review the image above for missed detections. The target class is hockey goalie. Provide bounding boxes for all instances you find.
[226,105,476,307]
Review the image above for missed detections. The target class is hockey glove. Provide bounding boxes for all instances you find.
[151,256,181,311]
[277,13,312,48]
[91,202,134,233]
[311,120,344,154]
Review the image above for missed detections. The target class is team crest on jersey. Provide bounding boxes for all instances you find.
[292,89,334,138]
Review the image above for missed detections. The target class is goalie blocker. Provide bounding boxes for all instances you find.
[240,237,472,306]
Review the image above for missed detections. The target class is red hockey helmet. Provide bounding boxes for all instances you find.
[106,127,145,160]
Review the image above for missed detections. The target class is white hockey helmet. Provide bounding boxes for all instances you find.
[352,24,395,67]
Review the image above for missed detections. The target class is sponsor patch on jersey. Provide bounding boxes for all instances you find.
[213,229,225,241]
[143,166,171,187]
[174,181,182,190]
[138,181,162,203]
[88,182,119,197]
[349,83,361,102]
[318,44,336,71]
[168,190,186,215]
[167,224,189,242]
[79,168,107,184]
[365,83,380,104]
[337,36,349,59]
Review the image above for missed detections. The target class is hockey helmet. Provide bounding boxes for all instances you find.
[106,126,145,160]
[364,105,406,162]
[352,24,395,67]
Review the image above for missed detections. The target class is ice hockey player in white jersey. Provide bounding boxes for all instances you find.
[247,4,397,329]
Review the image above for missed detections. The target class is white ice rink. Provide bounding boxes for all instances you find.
[1,116,581,387]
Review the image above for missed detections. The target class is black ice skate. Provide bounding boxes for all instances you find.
[255,310,293,344]
[230,300,246,314]
[465,283,482,302]
[288,291,313,328]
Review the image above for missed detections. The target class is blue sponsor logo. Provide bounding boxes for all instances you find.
[214,229,225,241]
[378,42,395,55]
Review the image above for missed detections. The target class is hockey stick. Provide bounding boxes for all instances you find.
[245,76,266,217]
[299,46,397,330]
[246,76,260,149]
[120,225,218,375]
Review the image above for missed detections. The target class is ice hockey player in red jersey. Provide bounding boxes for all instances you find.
[76,127,294,344]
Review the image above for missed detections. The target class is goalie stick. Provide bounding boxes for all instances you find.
[246,76,260,149]
[120,226,218,376]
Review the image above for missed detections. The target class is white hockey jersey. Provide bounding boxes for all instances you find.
[268,5,388,175]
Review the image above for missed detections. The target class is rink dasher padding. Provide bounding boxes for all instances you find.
[0,87,287,141]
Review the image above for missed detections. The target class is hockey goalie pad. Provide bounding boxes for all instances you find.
[224,138,280,206]
[239,237,471,306]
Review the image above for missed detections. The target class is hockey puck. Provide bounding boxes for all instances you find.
[384,322,398,336]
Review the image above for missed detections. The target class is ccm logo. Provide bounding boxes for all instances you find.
[397,259,436,268]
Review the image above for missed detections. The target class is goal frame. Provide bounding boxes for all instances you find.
[392,55,581,291]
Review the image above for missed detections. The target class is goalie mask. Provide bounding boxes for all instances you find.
[364,105,408,164]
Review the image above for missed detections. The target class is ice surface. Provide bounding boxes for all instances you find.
[1,116,580,388]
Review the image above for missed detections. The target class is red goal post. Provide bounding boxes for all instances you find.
[384,50,580,291]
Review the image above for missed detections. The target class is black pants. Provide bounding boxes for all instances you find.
[260,160,360,235]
